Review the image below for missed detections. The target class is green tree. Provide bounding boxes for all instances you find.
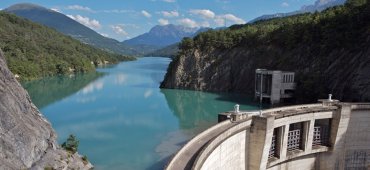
[62,134,79,154]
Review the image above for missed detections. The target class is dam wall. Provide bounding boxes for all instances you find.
[166,101,370,170]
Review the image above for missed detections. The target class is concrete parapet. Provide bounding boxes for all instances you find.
[193,120,252,170]
[165,120,233,170]
[167,102,370,170]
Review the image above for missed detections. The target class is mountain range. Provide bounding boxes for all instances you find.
[123,24,209,55]
[250,0,346,23]
[3,3,139,56]
[124,24,199,47]
[2,0,346,58]
[3,3,207,56]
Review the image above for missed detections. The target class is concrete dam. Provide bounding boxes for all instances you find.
[166,99,370,170]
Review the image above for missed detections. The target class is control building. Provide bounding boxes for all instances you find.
[255,69,296,104]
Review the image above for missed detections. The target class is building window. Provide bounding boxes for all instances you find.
[312,119,331,147]
[287,122,303,152]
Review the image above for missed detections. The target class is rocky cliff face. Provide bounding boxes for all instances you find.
[161,3,370,103]
[0,49,92,169]
[161,44,370,102]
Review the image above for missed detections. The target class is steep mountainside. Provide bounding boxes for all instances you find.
[4,3,138,55]
[250,0,346,23]
[161,1,370,103]
[142,27,212,57]
[145,43,180,58]
[0,49,92,169]
[0,12,134,80]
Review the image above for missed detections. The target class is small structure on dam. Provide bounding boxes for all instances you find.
[166,97,370,170]
[255,69,296,105]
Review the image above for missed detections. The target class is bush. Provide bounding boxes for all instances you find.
[82,155,89,165]
[62,134,79,154]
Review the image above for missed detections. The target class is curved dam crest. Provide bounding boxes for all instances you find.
[167,101,370,170]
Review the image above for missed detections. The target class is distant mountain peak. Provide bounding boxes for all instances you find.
[123,24,202,47]
[250,0,346,23]
[300,0,346,12]
[6,3,50,11]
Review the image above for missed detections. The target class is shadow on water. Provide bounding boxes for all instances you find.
[214,92,271,109]
[160,89,219,129]
[160,88,262,130]
[22,72,104,109]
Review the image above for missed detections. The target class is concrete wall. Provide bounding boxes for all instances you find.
[268,154,317,170]
[194,120,251,170]
[339,109,370,169]
[169,103,370,170]
[201,130,248,170]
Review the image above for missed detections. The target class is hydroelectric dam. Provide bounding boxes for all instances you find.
[166,99,370,170]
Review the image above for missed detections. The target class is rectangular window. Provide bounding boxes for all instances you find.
[312,119,331,147]
[287,122,303,152]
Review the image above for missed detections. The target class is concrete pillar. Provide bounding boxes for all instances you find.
[322,103,351,170]
[278,124,289,160]
[248,116,275,170]
[302,120,315,151]
[270,71,282,105]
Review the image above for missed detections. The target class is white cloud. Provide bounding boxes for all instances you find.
[162,0,176,2]
[67,15,101,30]
[281,2,290,7]
[214,17,225,26]
[66,5,93,12]
[81,81,104,94]
[99,32,109,37]
[158,18,169,25]
[141,10,152,18]
[50,8,61,13]
[160,10,179,17]
[101,9,135,13]
[114,74,127,85]
[110,25,128,36]
[218,14,245,25]
[199,21,210,27]
[189,9,215,19]
[144,90,153,98]
[177,18,198,28]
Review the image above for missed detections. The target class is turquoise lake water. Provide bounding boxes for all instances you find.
[23,57,261,169]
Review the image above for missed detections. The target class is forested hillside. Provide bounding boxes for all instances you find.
[0,12,135,80]
[161,0,370,102]
[4,3,139,56]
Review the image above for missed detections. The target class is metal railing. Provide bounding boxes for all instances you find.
[287,129,302,151]
[312,126,330,146]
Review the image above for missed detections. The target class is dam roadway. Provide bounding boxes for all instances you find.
[166,100,370,170]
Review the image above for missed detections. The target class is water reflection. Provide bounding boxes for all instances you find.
[160,89,260,130]
[22,57,261,169]
[22,72,103,109]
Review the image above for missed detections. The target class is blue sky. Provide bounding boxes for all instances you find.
[0,0,316,41]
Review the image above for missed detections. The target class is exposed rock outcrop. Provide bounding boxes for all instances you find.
[0,49,92,169]
[161,3,370,103]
